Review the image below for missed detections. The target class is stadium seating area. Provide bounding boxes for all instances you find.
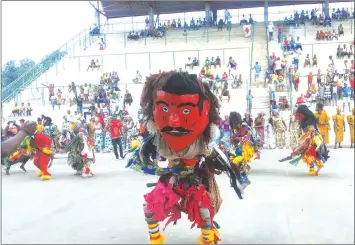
[2,16,354,124]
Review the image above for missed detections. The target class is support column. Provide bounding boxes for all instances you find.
[264,0,268,27]
[205,2,211,22]
[148,7,154,28]
[322,0,329,17]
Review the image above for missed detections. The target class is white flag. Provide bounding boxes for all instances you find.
[243,25,251,38]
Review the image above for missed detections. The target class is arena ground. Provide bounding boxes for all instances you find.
[2,147,354,244]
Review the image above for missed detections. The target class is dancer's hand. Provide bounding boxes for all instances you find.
[21,121,37,136]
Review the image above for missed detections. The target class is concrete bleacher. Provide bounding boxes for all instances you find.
[3,17,353,124]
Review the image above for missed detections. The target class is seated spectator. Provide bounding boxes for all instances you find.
[217,19,224,31]
[295,36,303,51]
[342,44,349,59]
[221,72,228,81]
[205,65,212,77]
[324,15,331,27]
[319,30,325,40]
[304,54,311,68]
[318,14,324,25]
[12,103,20,117]
[214,56,221,68]
[192,57,199,68]
[326,31,332,40]
[59,129,71,151]
[240,14,248,25]
[338,24,344,36]
[205,57,211,66]
[87,59,96,71]
[177,19,182,28]
[316,31,320,40]
[332,30,338,40]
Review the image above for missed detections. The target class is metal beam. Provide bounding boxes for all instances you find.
[88,1,107,18]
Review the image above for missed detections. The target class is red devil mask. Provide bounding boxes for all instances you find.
[153,91,210,152]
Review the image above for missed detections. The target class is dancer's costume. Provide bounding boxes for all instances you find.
[64,129,95,177]
[32,132,53,180]
[279,105,330,176]
[127,72,244,244]
[2,136,33,175]
[223,112,261,187]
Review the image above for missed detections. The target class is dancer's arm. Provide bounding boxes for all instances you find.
[2,130,29,157]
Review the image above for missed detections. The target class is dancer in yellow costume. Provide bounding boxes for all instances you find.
[314,103,330,144]
[332,107,345,149]
[347,108,355,148]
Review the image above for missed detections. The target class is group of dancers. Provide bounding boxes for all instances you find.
[2,71,331,244]
[2,116,96,179]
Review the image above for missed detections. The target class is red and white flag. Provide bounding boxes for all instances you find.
[243,25,251,38]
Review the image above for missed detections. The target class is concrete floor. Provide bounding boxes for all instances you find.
[2,147,354,244]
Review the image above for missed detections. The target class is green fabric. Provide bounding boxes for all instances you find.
[289,155,303,166]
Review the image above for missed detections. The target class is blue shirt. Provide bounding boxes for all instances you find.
[253,64,262,73]
[342,87,352,97]
[247,94,253,104]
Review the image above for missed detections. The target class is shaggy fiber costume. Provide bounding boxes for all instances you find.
[64,129,95,177]
[128,72,244,244]
[279,105,330,176]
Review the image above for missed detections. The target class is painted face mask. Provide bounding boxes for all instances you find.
[153,91,210,152]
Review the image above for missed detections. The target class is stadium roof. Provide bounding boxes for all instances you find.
[99,0,352,19]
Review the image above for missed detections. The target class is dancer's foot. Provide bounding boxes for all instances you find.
[20,165,26,172]
[307,168,317,176]
[40,175,51,181]
[149,233,165,244]
[37,170,43,177]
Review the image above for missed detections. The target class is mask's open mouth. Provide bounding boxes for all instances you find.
[161,126,192,136]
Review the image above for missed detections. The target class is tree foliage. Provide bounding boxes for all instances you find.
[1,58,36,88]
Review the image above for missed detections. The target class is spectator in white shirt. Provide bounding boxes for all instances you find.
[224,9,230,23]
[268,21,274,41]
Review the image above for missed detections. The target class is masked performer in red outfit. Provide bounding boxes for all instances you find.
[33,131,53,181]
[134,72,244,244]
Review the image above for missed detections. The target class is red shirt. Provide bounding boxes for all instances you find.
[278,26,282,33]
[49,87,54,95]
[222,73,228,79]
[98,113,105,125]
[350,78,355,89]
[110,119,123,139]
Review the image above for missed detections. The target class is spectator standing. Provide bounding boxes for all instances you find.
[252,61,262,84]
[277,25,282,43]
[342,83,352,112]
[224,9,230,23]
[107,113,124,160]
[226,13,232,31]
[246,89,253,113]
[267,21,274,41]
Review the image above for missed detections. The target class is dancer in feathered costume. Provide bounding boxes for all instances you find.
[224,112,261,188]
[64,128,95,177]
[2,136,33,175]
[127,71,244,244]
[279,105,330,176]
